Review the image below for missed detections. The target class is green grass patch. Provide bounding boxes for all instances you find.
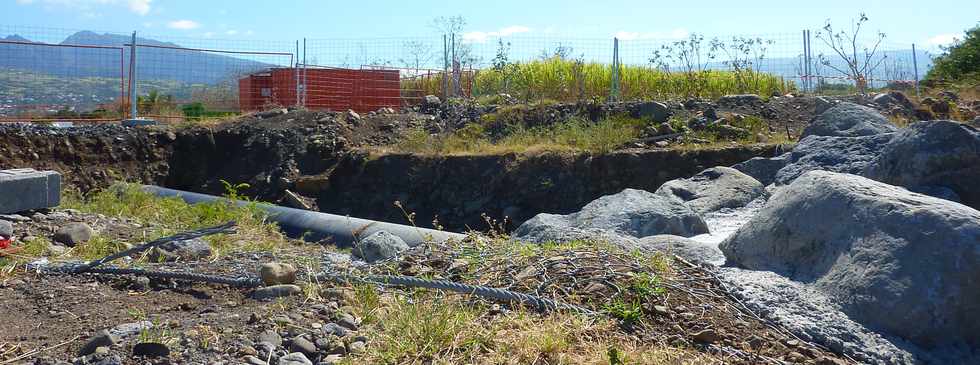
[62,182,288,257]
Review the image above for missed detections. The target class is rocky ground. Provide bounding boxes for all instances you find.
[1,205,853,364]
[2,89,979,364]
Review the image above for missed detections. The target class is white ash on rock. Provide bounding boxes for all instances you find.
[653,166,767,214]
[720,170,980,364]
[514,188,708,245]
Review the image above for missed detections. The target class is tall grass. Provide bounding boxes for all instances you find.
[402,58,792,103]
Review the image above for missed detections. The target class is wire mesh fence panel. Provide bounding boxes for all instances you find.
[0,40,124,122]
[806,33,929,92]
[0,23,942,123]
[132,43,294,120]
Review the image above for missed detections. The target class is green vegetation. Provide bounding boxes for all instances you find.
[181,102,237,121]
[478,58,790,102]
[927,24,980,85]
[62,182,287,257]
[402,58,791,104]
[392,114,646,155]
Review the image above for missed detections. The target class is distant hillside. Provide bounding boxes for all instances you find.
[0,31,277,84]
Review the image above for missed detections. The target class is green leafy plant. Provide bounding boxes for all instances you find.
[926,24,980,84]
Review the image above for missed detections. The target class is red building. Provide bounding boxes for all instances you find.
[238,67,402,113]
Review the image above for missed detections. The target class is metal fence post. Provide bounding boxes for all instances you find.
[609,37,620,102]
[442,34,448,99]
[912,43,920,97]
[294,40,300,108]
[129,31,138,120]
[302,38,307,108]
[802,30,809,93]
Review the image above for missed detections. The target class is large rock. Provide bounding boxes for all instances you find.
[801,102,898,138]
[720,171,980,349]
[732,155,789,186]
[772,133,894,185]
[629,101,671,123]
[0,220,11,238]
[654,166,766,214]
[637,235,723,263]
[514,189,709,242]
[53,222,94,246]
[864,120,980,210]
[352,231,409,263]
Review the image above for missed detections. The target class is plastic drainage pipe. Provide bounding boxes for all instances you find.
[141,185,466,247]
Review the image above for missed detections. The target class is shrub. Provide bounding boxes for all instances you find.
[926,24,980,84]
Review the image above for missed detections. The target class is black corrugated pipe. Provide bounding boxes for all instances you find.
[141,185,466,247]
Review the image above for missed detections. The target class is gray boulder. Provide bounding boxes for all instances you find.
[53,222,94,246]
[814,96,835,115]
[802,102,898,138]
[910,185,962,202]
[732,155,789,186]
[514,189,709,241]
[637,235,723,263]
[864,120,980,210]
[718,94,762,106]
[512,213,638,247]
[654,166,767,214]
[720,171,980,349]
[629,101,671,123]
[147,237,212,262]
[773,133,894,185]
[278,352,312,365]
[0,220,11,238]
[353,231,409,262]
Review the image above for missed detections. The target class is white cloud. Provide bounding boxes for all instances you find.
[15,0,152,15]
[462,25,532,43]
[926,33,959,47]
[127,0,151,15]
[614,28,689,41]
[202,32,215,38]
[225,30,238,35]
[167,20,200,30]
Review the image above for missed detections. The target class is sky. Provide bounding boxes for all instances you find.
[0,0,976,50]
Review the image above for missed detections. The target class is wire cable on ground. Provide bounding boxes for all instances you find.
[34,222,591,314]
[66,221,237,274]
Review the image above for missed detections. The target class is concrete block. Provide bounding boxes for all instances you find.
[0,168,61,214]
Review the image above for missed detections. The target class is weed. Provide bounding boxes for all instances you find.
[63,182,287,257]
[604,298,644,324]
[629,272,666,297]
[350,284,382,325]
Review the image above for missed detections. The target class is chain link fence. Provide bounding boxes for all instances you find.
[0,24,933,122]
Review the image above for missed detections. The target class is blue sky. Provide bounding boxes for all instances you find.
[1,0,976,50]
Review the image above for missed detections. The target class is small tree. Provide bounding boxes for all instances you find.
[926,24,980,83]
[815,13,887,93]
[399,40,434,74]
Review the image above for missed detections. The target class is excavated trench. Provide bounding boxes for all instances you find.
[0,121,786,232]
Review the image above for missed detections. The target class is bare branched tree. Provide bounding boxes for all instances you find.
[399,40,434,73]
[815,13,887,93]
